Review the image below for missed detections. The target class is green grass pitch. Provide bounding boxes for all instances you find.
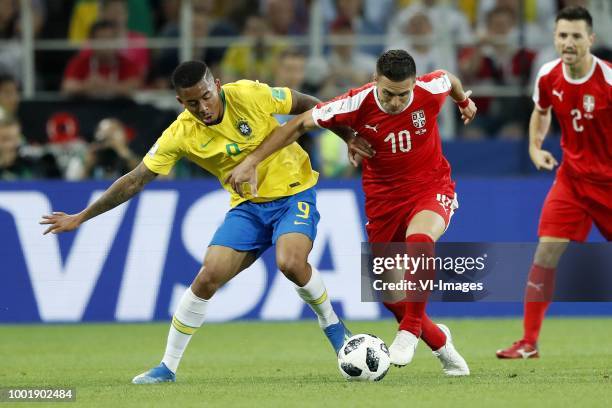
[2,318,611,407]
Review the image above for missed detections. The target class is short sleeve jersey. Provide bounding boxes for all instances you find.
[533,57,612,183]
[311,70,454,216]
[143,80,318,206]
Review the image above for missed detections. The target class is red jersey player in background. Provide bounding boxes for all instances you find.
[497,6,611,359]
[226,50,477,376]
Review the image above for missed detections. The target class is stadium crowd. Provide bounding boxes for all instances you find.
[0,0,610,180]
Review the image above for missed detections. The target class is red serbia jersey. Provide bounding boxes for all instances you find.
[312,70,455,215]
[533,56,612,183]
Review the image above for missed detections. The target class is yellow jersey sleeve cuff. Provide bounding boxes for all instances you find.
[142,156,170,176]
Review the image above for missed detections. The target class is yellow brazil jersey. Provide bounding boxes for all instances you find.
[143,80,318,207]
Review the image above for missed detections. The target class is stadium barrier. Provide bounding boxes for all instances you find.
[0,178,608,323]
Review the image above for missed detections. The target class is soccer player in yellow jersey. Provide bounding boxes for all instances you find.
[39,61,359,384]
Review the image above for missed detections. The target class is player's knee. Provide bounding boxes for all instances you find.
[276,252,307,282]
[191,266,223,299]
[533,243,567,268]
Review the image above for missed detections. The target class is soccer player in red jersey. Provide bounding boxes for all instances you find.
[226,50,477,375]
[496,6,612,359]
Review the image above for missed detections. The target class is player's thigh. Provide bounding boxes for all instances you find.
[581,183,612,241]
[405,192,457,241]
[538,175,591,242]
[533,236,570,268]
[275,233,314,284]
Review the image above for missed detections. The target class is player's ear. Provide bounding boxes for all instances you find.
[215,78,221,92]
[175,95,184,106]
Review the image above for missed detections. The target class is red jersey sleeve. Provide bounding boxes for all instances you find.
[415,70,452,112]
[532,61,557,110]
[311,83,374,129]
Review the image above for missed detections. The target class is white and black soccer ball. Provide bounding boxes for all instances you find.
[337,334,391,381]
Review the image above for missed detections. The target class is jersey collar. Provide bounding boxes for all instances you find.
[562,55,597,84]
[373,85,414,114]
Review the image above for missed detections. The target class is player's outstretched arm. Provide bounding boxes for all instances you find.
[445,71,477,124]
[39,162,158,234]
[528,107,557,171]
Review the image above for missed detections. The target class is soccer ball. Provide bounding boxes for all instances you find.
[337,334,391,381]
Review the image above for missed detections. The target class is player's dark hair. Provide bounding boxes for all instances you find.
[171,61,212,90]
[376,50,416,82]
[556,6,592,30]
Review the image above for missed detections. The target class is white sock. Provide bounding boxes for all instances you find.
[161,287,208,373]
[295,267,339,328]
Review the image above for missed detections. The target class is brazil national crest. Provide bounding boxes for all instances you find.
[236,119,252,138]
[412,109,426,128]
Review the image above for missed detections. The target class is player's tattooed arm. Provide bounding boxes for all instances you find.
[289,89,321,114]
[39,162,158,234]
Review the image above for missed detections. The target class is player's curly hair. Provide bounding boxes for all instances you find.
[376,50,416,82]
[171,61,213,90]
[556,5,592,30]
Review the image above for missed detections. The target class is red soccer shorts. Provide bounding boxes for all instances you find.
[538,168,612,242]
[366,187,458,243]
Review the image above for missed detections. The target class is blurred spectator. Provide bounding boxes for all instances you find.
[0,0,46,84]
[322,0,396,31]
[221,15,286,84]
[0,117,61,180]
[273,48,307,91]
[322,0,387,55]
[99,0,151,78]
[385,11,457,75]
[62,20,143,98]
[70,0,154,40]
[150,7,237,87]
[477,0,554,47]
[69,0,151,79]
[319,17,376,100]
[80,118,139,179]
[261,0,307,36]
[0,74,20,119]
[459,6,536,139]
[271,48,318,165]
[388,0,474,50]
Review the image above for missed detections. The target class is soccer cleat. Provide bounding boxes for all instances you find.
[324,320,353,355]
[131,362,176,384]
[433,324,470,376]
[388,330,419,366]
[496,340,539,359]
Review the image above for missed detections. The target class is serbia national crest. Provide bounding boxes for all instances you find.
[411,110,426,128]
[236,118,252,138]
[583,94,595,113]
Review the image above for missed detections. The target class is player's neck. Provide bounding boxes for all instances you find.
[564,54,594,80]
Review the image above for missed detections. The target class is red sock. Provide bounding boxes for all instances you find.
[420,313,447,350]
[523,264,556,344]
[398,233,434,336]
[383,301,405,323]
